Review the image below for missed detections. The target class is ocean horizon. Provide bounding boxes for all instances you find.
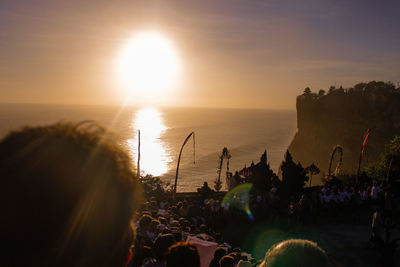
[0,103,297,191]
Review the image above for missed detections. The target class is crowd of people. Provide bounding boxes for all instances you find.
[131,196,255,267]
[128,192,332,267]
[191,178,397,230]
[6,121,397,266]
[263,179,397,227]
[312,180,397,224]
[316,181,390,207]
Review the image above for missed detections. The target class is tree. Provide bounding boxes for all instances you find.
[354,83,366,92]
[140,175,170,199]
[364,135,400,182]
[280,150,309,201]
[305,163,320,187]
[303,87,311,95]
[251,150,278,194]
[328,86,336,94]
[318,89,325,97]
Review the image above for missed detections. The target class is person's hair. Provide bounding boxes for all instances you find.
[165,242,200,267]
[209,247,227,267]
[171,230,182,242]
[162,228,172,235]
[260,239,328,267]
[219,255,235,267]
[158,216,168,225]
[229,252,241,263]
[153,234,176,261]
[214,247,227,260]
[149,219,160,232]
[0,122,141,266]
[139,214,153,229]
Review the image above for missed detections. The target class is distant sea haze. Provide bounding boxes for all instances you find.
[0,103,296,192]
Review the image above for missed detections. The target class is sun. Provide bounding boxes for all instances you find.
[117,31,181,100]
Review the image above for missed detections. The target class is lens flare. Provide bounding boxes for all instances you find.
[222,183,254,221]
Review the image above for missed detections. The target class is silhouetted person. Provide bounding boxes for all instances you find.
[209,247,227,267]
[165,242,200,267]
[136,214,155,245]
[0,122,141,266]
[143,234,176,267]
[259,239,328,267]
[130,245,153,267]
[198,181,214,199]
[219,255,235,267]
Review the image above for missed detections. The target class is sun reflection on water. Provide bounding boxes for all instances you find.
[127,108,171,176]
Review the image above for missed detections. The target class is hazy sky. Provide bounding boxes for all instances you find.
[1,0,399,109]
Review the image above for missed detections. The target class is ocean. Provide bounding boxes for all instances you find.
[0,103,296,192]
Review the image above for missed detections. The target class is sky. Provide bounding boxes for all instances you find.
[0,0,399,110]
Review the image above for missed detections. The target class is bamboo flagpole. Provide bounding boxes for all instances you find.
[173,132,195,197]
[356,128,371,185]
[137,130,140,178]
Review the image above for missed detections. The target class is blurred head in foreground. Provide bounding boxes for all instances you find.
[260,239,327,267]
[0,122,141,266]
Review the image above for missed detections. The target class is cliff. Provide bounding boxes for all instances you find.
[287,81,400,184]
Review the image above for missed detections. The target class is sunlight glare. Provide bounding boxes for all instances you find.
[127,108,171,177]
[117,32,181,99]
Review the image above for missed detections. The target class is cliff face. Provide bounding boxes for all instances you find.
[287,82,400,184]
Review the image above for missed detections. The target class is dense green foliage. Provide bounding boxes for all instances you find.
[364,135,400,181]
[139,174,171,198]
[301,81,397,100]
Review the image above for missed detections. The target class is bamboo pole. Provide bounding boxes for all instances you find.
[173,132,195,196]
[137,130,140,178]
